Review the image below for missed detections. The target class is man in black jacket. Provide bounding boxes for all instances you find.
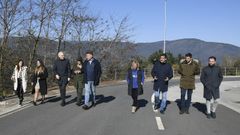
[200,56,223,119]
[151,54,173,114]
[82,51,102,110]
[53,51,71,106]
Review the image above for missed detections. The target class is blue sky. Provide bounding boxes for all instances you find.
[86,0,240,46]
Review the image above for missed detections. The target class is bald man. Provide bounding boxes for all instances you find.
[53,51,71,106]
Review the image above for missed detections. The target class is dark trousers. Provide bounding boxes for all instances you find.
[58,77,68,103]
[16,78,24,102]
[180,88,193,109]
[131,88,138,107]
[75,81,83,104]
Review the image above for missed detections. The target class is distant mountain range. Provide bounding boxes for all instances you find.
[135,38,240,64]
[3,37,240,65]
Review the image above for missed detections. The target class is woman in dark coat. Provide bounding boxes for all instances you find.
[72,58,84,106]
[31,59,48,105]
[126,60,144,113]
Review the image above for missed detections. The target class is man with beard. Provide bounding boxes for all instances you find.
[200,56,223,119]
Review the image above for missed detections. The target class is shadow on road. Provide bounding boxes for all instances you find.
[46,95,72,103]
[138,99,148,108]
[175,99,207,115]
[175,99,181,111]
[192,102,207,115]
[95,95,116,105]
[135,99,149,112]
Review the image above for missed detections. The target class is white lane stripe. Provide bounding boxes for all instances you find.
[155,117,165,130]
[152,105,165,130]
[151,94,165,130]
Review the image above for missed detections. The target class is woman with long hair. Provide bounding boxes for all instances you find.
[72,58,84,106]
[11,59,28,106]
[31,59,48,105]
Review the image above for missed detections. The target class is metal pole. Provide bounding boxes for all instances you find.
[236,67,238,76]
[114,69,117,80]
[224,67,227,76]
[163,0,167,53]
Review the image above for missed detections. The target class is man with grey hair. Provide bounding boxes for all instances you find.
[53,51,71,106]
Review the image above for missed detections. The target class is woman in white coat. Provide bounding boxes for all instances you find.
[11,59,28,106]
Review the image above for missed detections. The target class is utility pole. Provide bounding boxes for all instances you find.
[163,0,167,53]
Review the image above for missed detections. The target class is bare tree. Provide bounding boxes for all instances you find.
[24,0,56,71]
[0,0,24,96]
[83,15,135,80]
[52,0,80,54]
[71,6,97,58]
[42,0,55,64]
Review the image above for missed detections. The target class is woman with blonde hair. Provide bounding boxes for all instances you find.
[126,59,145,113]
[31,59,48,105]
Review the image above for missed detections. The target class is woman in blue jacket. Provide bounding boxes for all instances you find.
[126,60,145,113]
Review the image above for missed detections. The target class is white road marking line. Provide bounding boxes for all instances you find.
[155,117,165,130]
[151,103,165,130]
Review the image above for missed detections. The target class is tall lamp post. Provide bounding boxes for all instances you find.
[163,0,167,53]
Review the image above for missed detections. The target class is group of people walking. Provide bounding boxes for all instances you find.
[11,50,102,110]
[11,50,223,119]
[127,53,223,119]
[51,50,102,109]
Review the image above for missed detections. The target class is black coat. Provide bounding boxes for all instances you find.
[32,69,48,95]
[200,65,223,100]
[53,58,71,78]
[151,61,173,92]
[127,69,144,96]
[83,58,102,86]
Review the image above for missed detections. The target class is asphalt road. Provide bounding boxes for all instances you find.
[0,77,239,135]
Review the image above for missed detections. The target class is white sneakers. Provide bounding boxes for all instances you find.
[132,106,137,113]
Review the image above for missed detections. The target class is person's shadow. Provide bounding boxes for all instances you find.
[47,95,72,103]
[95,95,116,105]
[192,102,207,115]
[175,99,181,110]
[136,99,148,111]
[175,99,207,115]
[65,94,116,106]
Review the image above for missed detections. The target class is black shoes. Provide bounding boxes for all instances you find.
[92,102,96,107]
[154,104,159,110]
[82,105,90,110]
[179,108,185,115]
[160,110,165,114]
[40,99,45,104]
[19,99,23,106]
[179,108,190,114]
[76,102,82,106]
[185,109,190,114]
[61,101,66,107]
[33,101,37,106]
[211,112,216,119]
[206,112,216,119]
[207,113,211,119]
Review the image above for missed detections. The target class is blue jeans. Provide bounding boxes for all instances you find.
[154,90,167,111]
[180,88,193,109]
[84,81,96,106]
